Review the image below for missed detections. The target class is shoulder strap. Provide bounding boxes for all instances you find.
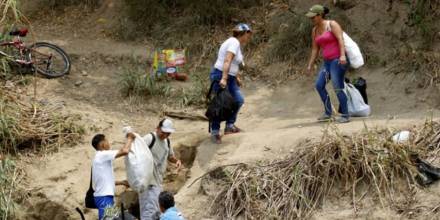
[148,132,156,149]
[89,167,93,189]
[326,20,332,32]
[206,80,218,100]
[166,138,170,149]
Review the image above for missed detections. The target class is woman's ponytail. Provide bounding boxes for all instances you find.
[322,6,330,18]
[323,6,330,15]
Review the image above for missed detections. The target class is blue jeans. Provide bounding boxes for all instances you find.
[94,196,114,220]
[210,68,244,135]
[315,59,349,118]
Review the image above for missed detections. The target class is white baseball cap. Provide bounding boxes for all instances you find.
[160,118,175,133]
[233,23,252,32]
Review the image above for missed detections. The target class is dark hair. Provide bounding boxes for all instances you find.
[158,191,175,211]
[92,134,105,150]
[157,118,166,129]
[322,6,330,18]
[233,30,248,38]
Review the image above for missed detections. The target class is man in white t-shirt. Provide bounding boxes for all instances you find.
[91,133,134,220]
[139,118,182,220]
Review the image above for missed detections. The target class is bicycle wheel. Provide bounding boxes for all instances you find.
[30,42,71,78]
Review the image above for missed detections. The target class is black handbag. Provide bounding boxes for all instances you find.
[85,168,97,209]
[205,81,239,121]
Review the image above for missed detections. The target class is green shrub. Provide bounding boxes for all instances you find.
[119,68,171,98]
[42,0,101,9]
[118,0,263,40]
[119,66,210,108]
[264,13,313,64]
[185,0,262,26]
[405,0,439,49]
[176,68,210,107]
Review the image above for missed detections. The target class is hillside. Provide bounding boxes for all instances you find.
[1,0,439,219]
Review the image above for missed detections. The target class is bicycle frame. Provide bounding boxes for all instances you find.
[0,35,53,67]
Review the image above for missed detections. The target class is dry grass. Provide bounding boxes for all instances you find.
[0,158,24,220]
[414,119,440,151]
[202,121,440,219]
[0,85,85,154]
[390,50,440,87]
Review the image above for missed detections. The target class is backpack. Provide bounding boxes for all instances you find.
[205,81,239,131]
[147,132,170,150]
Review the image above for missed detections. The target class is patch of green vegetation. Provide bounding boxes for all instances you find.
[41,0,101,10]
[119,65,211,108]
[264,12,313,64]
[119,67,172,98]
[405,0,439,49]
[118,0,263,40]
[175,67,210,108]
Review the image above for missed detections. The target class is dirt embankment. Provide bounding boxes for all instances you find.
[10,0,440,219]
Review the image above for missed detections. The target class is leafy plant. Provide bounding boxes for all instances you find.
[41,0,101,10]
[405,0,440,49]
[176,69,209,107]
[264,13,313,64]
[119,68,171,98]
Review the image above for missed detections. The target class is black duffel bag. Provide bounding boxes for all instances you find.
[205,81,239,131]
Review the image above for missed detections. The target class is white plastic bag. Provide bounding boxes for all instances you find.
[326,21,364,69]
[344,83,371,117]
[343,32,364,69]
[123,126,154,193]
[392,131,411,144]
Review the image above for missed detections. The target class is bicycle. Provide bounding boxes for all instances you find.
[0,28,71,78]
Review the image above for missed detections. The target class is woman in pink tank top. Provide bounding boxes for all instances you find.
[306,4,350,123]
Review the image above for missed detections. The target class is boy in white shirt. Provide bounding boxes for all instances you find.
[91,133,134,220]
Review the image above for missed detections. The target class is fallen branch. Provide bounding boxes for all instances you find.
[164,110,208,121]
[187,163,247,188]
